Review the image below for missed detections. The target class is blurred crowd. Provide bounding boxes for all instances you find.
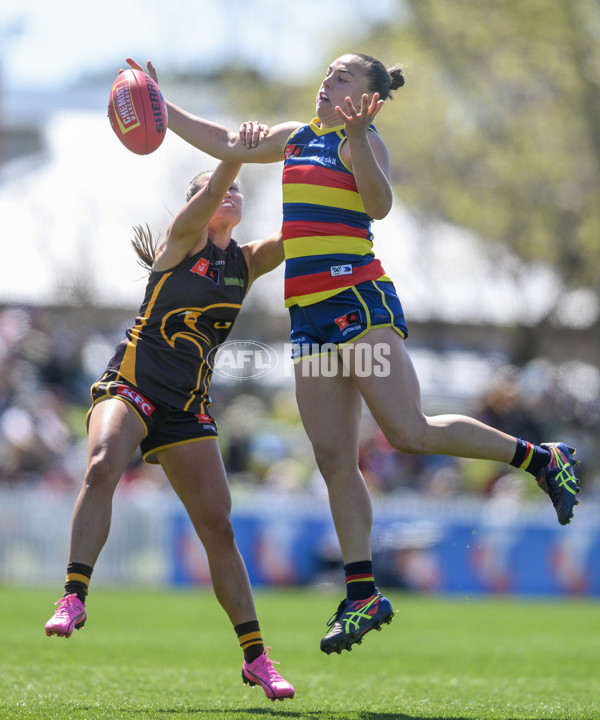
[1,305,598,503]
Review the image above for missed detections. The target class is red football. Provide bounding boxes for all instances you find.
[107,69,168,155]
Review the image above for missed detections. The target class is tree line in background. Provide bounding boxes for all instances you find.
[380,0,600,295]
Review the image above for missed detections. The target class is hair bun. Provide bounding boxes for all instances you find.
[388,66,405,90]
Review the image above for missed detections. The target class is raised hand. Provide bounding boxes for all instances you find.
[335,93,384,138]
[125,57,159,85]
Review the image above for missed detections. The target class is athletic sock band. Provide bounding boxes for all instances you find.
[511,439,534,470]
[344,560,376,601]
[235,620,264,664]
[65,562,93,604]
[510,439,552,477]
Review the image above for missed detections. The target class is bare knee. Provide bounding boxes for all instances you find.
[84,450,122,492]
[209,514,235,543]
[312,443,357,483]
[196,511,236,549]
[382,424,430,455]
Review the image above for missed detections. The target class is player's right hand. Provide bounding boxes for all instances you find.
[239,121,270,149]
[125,57,159,85]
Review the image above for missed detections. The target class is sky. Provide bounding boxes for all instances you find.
[0,0,398,90]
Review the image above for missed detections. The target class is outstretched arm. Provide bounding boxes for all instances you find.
[241,231,284,288]
[126,58,300,164]
[153,160,242,271]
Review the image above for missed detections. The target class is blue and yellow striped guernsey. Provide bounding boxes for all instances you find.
[282,119,390,307]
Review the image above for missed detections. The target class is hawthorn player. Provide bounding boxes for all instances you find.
[44,157,295,702]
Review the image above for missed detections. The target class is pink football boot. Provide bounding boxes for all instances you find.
[45,593,86,638]
[242,647,295,701]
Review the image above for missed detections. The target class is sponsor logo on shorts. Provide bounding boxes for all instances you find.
[335,309,363,331]
[330,264,352,277]
[117,386,155,417]
[196,413,216,430]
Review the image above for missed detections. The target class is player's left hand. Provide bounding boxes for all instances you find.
[239,120,270,148]
[335,93,384,137]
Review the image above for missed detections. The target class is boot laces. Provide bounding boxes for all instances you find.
[256,647,285,682]
[326,599,348,628]
[54,594,79,619]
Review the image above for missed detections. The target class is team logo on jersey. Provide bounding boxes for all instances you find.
[285,144,305,159]
[191,257,220,284]
[335,309,363,331]
[162,309,214,356]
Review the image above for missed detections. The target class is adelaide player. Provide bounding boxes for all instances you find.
[126,51,582,656]
[44,157,295,702]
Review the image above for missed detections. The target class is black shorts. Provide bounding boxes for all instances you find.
[88,371,218,464]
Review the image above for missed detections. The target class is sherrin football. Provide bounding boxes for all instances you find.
[107,69,167,155]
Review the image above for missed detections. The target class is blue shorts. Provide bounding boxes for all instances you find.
[289,280,408,361]
[88,371,218,464]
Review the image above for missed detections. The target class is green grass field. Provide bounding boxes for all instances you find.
[0,587,598,719]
